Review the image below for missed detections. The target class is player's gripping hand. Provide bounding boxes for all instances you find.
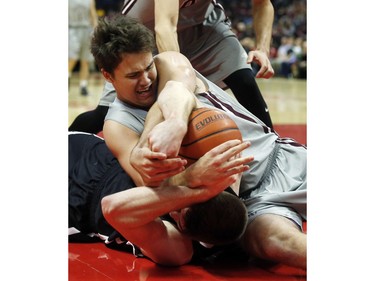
[130,145,187,187]
[186,140,253,194]
[147,118,187,158]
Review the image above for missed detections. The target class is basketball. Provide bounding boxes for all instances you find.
[179,107,242,165]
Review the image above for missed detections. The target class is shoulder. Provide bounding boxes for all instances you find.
[105,98,147,134]
[154,52,197,90]
[154,51,191,67]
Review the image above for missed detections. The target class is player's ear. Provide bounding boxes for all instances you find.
[101,69,114,83]
[179,208,189,231]
[169,208,189,232]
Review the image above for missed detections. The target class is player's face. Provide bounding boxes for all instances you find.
[104,52,158,109]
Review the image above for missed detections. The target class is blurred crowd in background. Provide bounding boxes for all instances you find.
[93,0,307,79]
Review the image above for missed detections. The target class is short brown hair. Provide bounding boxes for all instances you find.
[90,15,156,75]
[182,192,248,245]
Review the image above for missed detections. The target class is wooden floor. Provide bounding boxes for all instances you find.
[68,72,306,127]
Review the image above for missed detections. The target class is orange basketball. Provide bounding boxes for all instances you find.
[179,107,242,165]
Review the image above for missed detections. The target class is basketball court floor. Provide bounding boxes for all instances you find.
[68,73,307,280]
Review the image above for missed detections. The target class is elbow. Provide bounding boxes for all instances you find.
[101,193,139,229]
[101,195,117,225]
[173,250,193,266]
[154,248,193,267]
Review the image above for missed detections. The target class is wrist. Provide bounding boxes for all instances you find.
[183,165,202,188]
[164,166,199,189]
[255,46,270,56]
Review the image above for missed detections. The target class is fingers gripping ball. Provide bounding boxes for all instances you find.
[179,107,242,165]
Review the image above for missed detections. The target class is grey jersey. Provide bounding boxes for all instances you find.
[105,70,305,194]
[121,0,249,78]
[100,0,250,107]
[122,0,215,32]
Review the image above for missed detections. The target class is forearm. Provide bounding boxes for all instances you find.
[157,80,196,123]
[137,102,164,148]
[155,27,180,53]
[155,52,198,122]
[252,0,274,54]
[102,185,208,229]
[102,185,196,266]
[154,0,180,53]
[164,140,252,190]
[136,86,195,156]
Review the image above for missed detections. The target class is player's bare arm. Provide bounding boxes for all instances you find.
[248,0,275,78]
[130,102,188,187]
[147,52,198,156]
[101,185,202,266]
[102,140,251,265]
[154,0,180,52]
[166,140,253,190]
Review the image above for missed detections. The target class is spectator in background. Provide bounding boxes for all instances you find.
[272,36,294,77]
[293,39,307,79]
[280,48,297,78]
[95,0,123,18]
[223,0,306,78]
[68,0,98,96]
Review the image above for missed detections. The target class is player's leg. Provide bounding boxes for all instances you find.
[223,69,273,129]
[68,27,80,88]
[69,105,109,134]
[79,27,95,96]
[242,214,306,269]
[79,60,90,96]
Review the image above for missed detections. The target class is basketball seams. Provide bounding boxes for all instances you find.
[181,127,241,147]
[187,108,212,125]
[179,107,242,164]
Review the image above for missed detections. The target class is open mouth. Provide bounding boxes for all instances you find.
[136,85,152,95]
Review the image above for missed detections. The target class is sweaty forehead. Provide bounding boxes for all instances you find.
[119,52,154,72]
[122,51,153,62]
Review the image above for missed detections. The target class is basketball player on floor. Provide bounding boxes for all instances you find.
[90,15,306,270]
[69,131,251,266]
[69,0,274,133]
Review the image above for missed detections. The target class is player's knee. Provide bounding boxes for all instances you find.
[244,215,302,260]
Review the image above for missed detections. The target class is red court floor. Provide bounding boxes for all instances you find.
[69,237,306,281]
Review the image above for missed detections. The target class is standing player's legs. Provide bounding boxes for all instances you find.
[78,59,90,96]
[69,27,80,88]
[223,69,273,128]
[78,27,95,96]
[185,33,273,129]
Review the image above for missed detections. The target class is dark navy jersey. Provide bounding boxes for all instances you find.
[68,132,242,257]
[69,132,135,242]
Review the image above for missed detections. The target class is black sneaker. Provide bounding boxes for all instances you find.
[80,87,88,96]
